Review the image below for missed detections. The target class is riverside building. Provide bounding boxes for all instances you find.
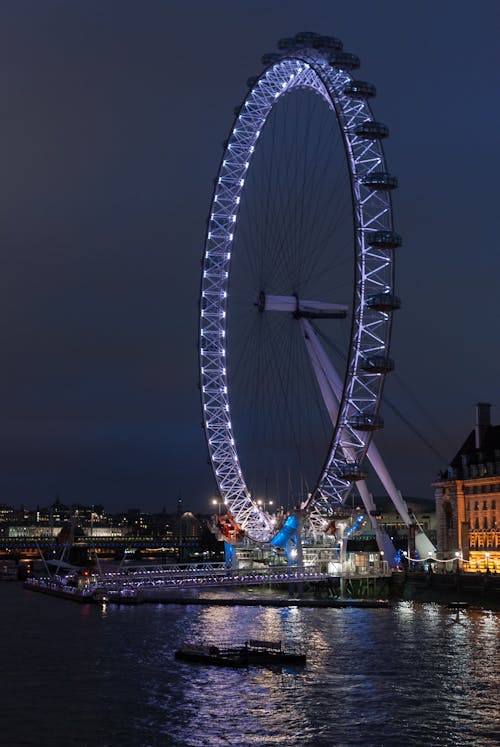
[433,403,500,572]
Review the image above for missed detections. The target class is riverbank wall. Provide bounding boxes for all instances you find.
[391,570,500,609]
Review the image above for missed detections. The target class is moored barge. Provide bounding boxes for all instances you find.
[175,639,306,667]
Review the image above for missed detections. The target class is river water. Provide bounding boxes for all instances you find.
[1,583,498,746]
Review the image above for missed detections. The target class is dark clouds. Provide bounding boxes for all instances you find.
[0,1,499,510]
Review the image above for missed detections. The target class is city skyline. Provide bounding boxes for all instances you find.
[1,2,499,512]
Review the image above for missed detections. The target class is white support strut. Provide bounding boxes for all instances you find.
[300,319,435,555]
[264,295,348,315]
[301,319,398,563]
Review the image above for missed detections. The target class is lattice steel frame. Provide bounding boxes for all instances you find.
[200,47,397,540]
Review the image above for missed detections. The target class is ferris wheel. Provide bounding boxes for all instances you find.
[200,32,406,545]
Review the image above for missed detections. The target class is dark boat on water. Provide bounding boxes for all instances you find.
[175,639,306,667]
[447,601,469,611]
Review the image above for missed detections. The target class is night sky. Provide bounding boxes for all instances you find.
[1,1,499,513]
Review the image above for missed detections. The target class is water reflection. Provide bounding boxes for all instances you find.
[166,602,499,746]
[0,585,498,747]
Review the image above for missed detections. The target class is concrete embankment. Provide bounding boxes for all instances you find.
[24,579,389,608]
[391,571,500,610]
[26,573,500,610]
[126,592,389,608]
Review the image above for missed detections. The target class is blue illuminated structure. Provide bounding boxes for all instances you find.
[270,515,302,566]
[270,515,299,548]
[224,541,237,569]
[344,514,365,538]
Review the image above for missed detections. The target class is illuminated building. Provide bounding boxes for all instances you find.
[433,403,500,572]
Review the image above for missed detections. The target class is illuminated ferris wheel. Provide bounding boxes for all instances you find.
[199,32,404,545]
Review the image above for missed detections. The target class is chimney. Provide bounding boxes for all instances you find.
[475,402,491,449]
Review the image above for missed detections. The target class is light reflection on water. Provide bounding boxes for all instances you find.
[1,585,499,747]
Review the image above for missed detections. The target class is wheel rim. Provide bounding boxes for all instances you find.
[200,44,397,541]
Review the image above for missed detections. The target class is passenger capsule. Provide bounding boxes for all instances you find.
[261,52,282,66]
[294,31,321,45]
[344,80,376,99]
[361,356,395,374]
[365,231,402,249]
[278,37,299,51]
[329,52,361,70]
[233,106,241,116]
[337,463,369,481]
[366,293,401,312]
[348,413,384,432]
[354,121,389,139]
[247,76,259,88]
[311,35,343,52]
[361,172,398,190]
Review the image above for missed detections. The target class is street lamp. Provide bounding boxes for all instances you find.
[485,551,490,572]
[257,499,274,512]
[211,498,223,516]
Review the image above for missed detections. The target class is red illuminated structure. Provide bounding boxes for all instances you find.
[216,512,244,543]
